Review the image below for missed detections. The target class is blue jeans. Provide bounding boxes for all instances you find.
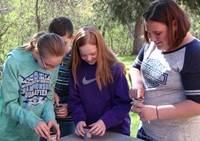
[137,127,154,141]
[58,120,75,137]
[40,120,75,141]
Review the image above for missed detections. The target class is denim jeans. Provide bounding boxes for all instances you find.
[58,120,75,137]
[137,127,154,141]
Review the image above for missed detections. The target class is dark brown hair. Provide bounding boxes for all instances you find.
[48,17,73,38]
[143,0,190,48]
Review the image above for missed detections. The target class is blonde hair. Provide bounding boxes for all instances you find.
[69,26,126,90]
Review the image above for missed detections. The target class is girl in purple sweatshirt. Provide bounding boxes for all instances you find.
[68,26,131,137]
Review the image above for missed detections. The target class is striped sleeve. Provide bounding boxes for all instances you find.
[181,39,200,103]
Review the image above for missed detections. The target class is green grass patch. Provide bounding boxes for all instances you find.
[117,55,139,137]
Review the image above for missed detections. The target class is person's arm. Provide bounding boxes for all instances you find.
[1,56,42,129]
[129,68,144,99]
[100,65,131,129]
[133,100,200,121]
[129,46,145,99]
[41,67,58,123]
[157,100,200,119]
[53,92,60,105]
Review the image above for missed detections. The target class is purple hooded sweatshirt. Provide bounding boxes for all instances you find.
[69,61,131,135]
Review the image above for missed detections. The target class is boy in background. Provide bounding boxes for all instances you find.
[41,17,75,141]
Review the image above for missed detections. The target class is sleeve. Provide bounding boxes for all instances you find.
[131,44,145,70]
[100,65,132,129]
[68,71,86,125]
[1,56,42,129]
[41,67,59,123]
[181,41,200,103]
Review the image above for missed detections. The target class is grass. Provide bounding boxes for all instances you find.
[117,55,140,137]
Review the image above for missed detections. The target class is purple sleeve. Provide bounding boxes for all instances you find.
[68,71,86,125]
[100,65,131,129]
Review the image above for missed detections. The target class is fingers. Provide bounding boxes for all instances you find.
[131,106,145,121]
[131,103,143,119]
[56,108,68,118]
[89,120,106,136]
[35,128,47,139]
[129,88,137,99]
[34,121,50,139]
[76,126,84,136]
[100,130,105,136]
[92,129,102,136]
[53,93,60,105]
[47,120,60,140]
[90,126,104,136]
[51,123,60,140]
[130,106,135,112]
[55,104,68,118]
[136,89,144,99]
[76,120,106,137]
[55,123,60,140]
[90,126,105,136]
[129,88,144,99]
[75,121,86,137]
[132,105,157,122]
[131,105,142,113]
[131,102,143,109]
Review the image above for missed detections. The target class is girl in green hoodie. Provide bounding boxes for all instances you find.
[0,31,66,141]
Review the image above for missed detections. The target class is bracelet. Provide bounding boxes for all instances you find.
[156,106,159,119]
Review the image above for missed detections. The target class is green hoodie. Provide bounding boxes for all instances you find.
[0,48,58,141]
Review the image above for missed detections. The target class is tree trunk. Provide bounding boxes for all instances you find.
[35,0,41,31]
[132,15,143,55]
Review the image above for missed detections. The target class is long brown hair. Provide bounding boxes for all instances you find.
[69,26,126,90]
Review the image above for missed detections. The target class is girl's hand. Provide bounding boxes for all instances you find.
[53,92,60,106]
[129,87,144,100]
[34,120,50,139]
[89,119,106,136]
[75,121,87,137]
[47,120,60,140]
[55,104,68,118]
[129,67,144,99]
[131,102,157,121]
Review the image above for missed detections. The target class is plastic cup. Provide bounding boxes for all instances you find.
[131,98,144,111]
[47,131,57,141]
[54,104,65,111]
[132,98,144,103]
[83,126,92,140]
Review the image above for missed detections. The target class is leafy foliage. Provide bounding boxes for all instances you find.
[1,0,200,74]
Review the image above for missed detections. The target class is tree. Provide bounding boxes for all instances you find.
[178,0,200,38]
[104,0,153,54]
[92,1,133,55]
[105,0,200,54]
